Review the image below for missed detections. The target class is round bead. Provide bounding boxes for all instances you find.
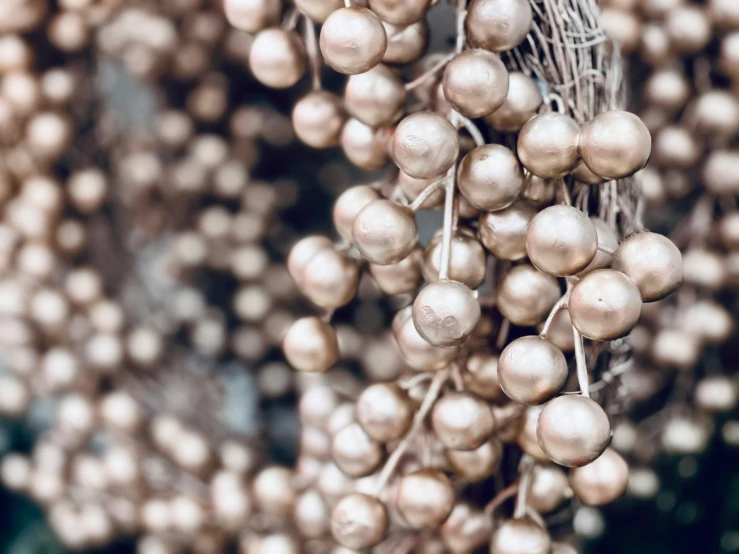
[569,269,642,341]
[393,306,459,371]
[422,229,486,289]
[484,72,542,132]
[442,49,509,118]
[466,0,533,52]
[440,503,493,554]
[294,0,343,22]
[282,317,338,373]
[382,20,429,65]
[536,395,611,467]
[300,248,359,308]
[611,232,683,302]
[340,118,389,170]
[331,423,384,478]
[446,440,501,482]
[578,111,651,180]
[496,265,560,326]
[392,112,459,179]
[396,469,455,528]
[352,199,418,265]
[356,383,413,443]
[526,205,598,276]
[292,91,345,149]
[477,202,536,261]
[518,113,581,178]
[248,29,305,89]
[333,186,381,243]
[344,64,406,127]
[490,517,551,554]
[462,354,503,400]
[412,280,481,347]
[498,336,568,405]
[368,0,430,26]
[320,7,387,75]
[224,0,281,32]
[528,465,570,513]
[370,248,423,296]
[430,392,494,450]
[331,493,388,549]
[457,144,523,211]
[579,218,618,276]
[569,448,628,506]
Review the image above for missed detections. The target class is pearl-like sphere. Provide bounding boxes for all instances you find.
[579,218,618,275]
[457,144,523,211]
[517,406,549,462]
[569,269,642,341]
[300,248,359,308]
[320,7,387,75]
[331,423,384,478]
[422,229,486,289]
[224,0,281,32]
[666,5,712,54]
[528,465,570,513]
[412,279,481,347]
[466,0,532,52]
[490,517,551,554]
[537,395,611,467]
[382,20,429,65]
[393,306,459,371]
[498,336,568,405]
[496,264,561,326]
[430,392,494,450]
[440,503,493,554]
[518,113,581,178]
[287,235,333,285]
[392,111,459,179]
[352,199,417,265]
[333,185,381,243]
[612,232,683,302]
[396,469,455,528]
[292,91,346,149]
[462,353,503,400]
[442,49,509,118]
[344,64,406,127]
[294,0,343,22]
[526,205,598,276]
[370,248,423,295]
[477,202,536,260]
[446,440,501,482]
[340,118,389,170]
[578,111,651,180]
[248,29,306,89]
[485,72,542,132]
[330,493,388,550]
[356,383,413,443]
[282,317,338,373]
[368,0,430,26]
[569,448,628,506]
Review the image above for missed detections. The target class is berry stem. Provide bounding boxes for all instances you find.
[438,165,457,281]
[572,325,590,398]
[540,282,573,338]
[513,455,534,519]
[408,177,445,212]
[454,112,485,147]
[302,16,322,91]
[403,53,455,91]
[373,368,449,496]
[597,243,615,255]
[484,482,519,515]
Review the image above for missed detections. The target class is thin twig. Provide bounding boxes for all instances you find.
[404,53,455,92]
[302,16,321,91]
[539,284,572,338]
[496,318,510,349]
[454,111,485,147]
[438,166,456,281]
[484,483,519,515]
[514,455,534,519]
[572,325,589,398]
[373,369,449,495]
[409,178,445,212]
